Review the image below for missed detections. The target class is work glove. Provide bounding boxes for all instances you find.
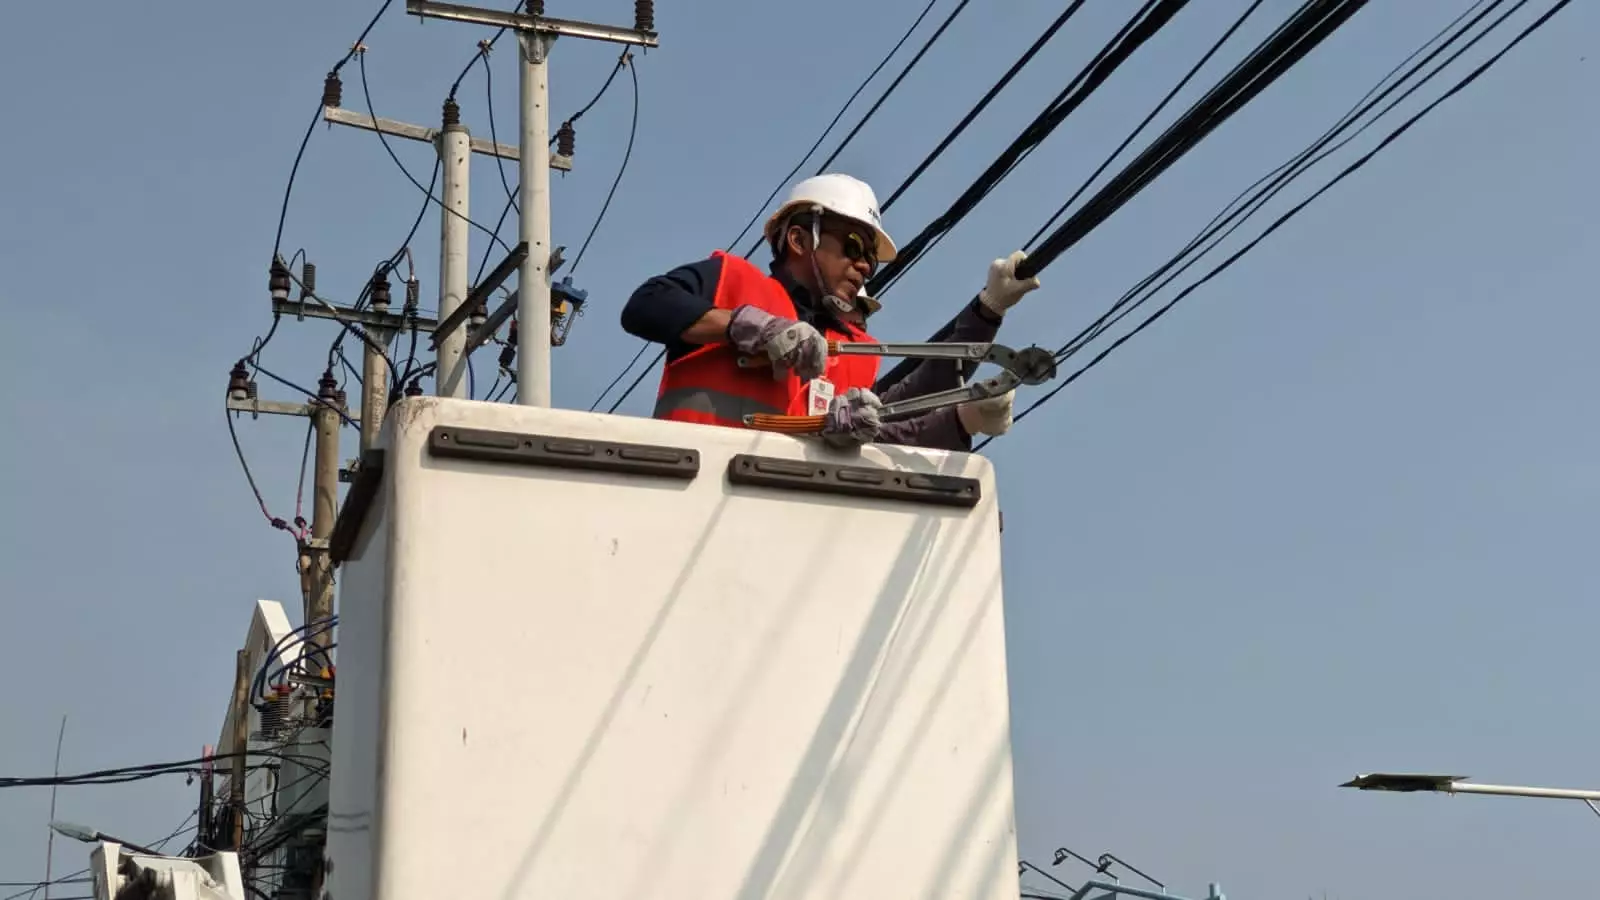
[821,387,883,450]
[727,305,829,382]
[957,390,1014,437]
[978,250,1042,317]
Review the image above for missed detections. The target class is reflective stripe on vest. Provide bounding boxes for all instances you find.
[653,250,881,428]
[651,385,782,426]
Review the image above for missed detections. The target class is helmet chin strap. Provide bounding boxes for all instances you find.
[804,211,854,315]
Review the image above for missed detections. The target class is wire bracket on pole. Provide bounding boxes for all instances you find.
[321,105,572,170]
[272,297,436,334]
[464,248,570,354]
[432,241,528,349]
[404,0,660,47]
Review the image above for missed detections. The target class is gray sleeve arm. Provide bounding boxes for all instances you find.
[875,407,972,452]
[877,300,1003,405]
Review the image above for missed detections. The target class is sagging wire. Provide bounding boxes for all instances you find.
[272,0,395,262]
[356,48,511,249]
[1050,0,1506,365]
[868,0,1190,298]
[984,0,1571,447]
[724,0,946,254]
[875,0,1363,393]
[225,402,301,545]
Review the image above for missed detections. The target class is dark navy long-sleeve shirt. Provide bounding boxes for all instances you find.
[621,256,833,363]
[620,255,1004,451]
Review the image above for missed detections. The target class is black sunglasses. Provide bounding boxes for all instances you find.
[825,226,878,269]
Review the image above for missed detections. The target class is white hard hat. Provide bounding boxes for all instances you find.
[763,173,897,263]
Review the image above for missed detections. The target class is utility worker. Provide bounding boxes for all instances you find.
[621,173,1040,449]
[622,173,893,448]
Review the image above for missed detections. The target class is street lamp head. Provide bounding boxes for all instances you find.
[1340,772,1468,793]
[49,820,100,843]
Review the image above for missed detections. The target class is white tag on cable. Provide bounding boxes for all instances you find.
[807,378,835,416]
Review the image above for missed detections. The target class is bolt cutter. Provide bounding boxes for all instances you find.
[739,340,1058,435]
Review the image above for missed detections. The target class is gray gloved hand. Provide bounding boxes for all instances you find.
[978,250,1042,317]
[821,387,883,450]
[957,390,1014,437]
[727,305,829,382]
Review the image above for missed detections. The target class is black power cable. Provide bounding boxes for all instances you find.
[988,0,1569,446]
[271,0,395,262]
[737,0,976,259]
[0,750,318,788]
[328,160,438,389]
[569,56,640,274]
[1053,0,1506,366]
[1020,0,1272,268]
[481,42,519,211]
[258,0,398,370]
[1018,0,1370,280]
[874,0,1367,392]
[873,0,1262,313]
[357,51,511,250]
[879,0,1092,215]
[723,0,947,255]
[867,0,1191,297]
[474,47,634,286]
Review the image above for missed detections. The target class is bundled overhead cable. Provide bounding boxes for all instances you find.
[985,0,1571,445]
[0,750,321,788]
[1017,0,1369,278]
[875,0,1370,392]
[868,0,1193,297]
[878,0,1092,215]
[1052,0,1507,366]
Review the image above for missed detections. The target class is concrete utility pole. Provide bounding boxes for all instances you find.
[403,0,660,408]
[197,746,215,852]
[436,97,472,399]
[518,22,553,407]
[317,74,571,399]
[229,650,250,850]
[229,296,361,676]
[308,372,344,664]
[361,272,392,449]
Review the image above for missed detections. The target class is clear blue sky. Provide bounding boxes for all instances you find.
[2,1,1596,897]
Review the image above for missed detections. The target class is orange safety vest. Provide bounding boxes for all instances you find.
[653,251,880,428]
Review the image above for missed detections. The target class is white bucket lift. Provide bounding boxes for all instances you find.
[86,842,245,900]
[326,397,1020,899]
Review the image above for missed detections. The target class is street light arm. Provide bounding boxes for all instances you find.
[1342,772,1600,802]
[1450,781,1600,802]
[50,820,161,856]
